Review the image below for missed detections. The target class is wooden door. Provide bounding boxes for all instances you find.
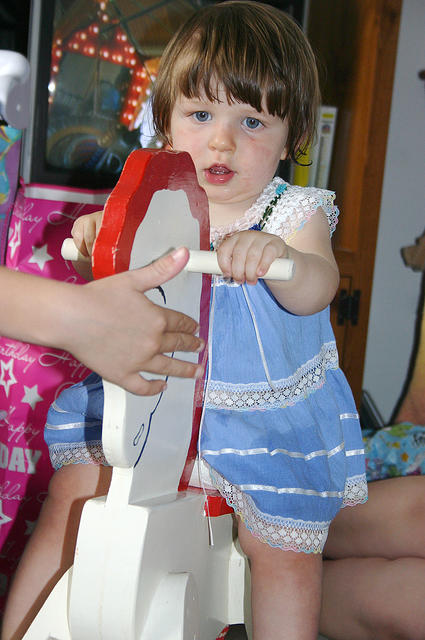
[307,0,402,404]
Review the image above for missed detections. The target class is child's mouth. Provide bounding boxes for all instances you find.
[204,164,234,184]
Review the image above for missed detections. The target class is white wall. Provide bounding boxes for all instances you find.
[362,0,425,423]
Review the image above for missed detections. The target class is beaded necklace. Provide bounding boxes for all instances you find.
[257,182,287,230]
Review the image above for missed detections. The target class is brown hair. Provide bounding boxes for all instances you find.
[151,1,320,161]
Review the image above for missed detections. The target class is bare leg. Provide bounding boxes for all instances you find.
[321,557,425,640]
[320,476,425,640]
[1,464,112,640]
[325,476,425,560]
[238,518,322,640]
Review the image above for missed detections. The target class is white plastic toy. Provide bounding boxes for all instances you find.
[0,50,30,129]
[24,149,294,640]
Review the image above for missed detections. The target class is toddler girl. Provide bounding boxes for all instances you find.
[3,3,367,639]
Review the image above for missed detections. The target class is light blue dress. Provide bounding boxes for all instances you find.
[200,178,367,553]
[45,178,367,553]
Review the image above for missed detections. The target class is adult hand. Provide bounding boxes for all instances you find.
[63,247,204,395]
[0,249,204,396]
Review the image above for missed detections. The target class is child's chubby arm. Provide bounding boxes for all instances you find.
[216,207,339,316]
[70,210,103,280]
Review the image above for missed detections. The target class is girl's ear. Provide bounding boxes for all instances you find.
[280,148,288,161]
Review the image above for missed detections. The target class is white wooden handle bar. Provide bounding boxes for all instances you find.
[61,237,294,281]
[185,249,294,280]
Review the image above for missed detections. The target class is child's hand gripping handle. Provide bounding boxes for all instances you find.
[185,249,294,280]
[61,238,295,280]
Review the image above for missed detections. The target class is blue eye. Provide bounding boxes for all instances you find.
[193,111,211,122]
[244,117,262,130]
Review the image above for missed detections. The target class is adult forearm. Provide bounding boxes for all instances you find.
[0,267,77,348]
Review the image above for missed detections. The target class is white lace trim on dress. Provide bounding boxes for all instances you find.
[49,441,108,470]
[208,466,329,552]
[210,178,339,246]
[206,465,368,552]
[341,473,368,507]
[204,341,339,410]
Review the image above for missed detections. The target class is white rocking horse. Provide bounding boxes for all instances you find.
[23,149,295,640]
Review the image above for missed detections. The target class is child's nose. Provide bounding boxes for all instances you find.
[208,124,236,153]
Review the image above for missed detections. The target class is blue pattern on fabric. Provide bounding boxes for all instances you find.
[365,423,425,481]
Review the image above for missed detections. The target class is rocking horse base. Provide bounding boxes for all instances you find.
[23,490,250,640]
